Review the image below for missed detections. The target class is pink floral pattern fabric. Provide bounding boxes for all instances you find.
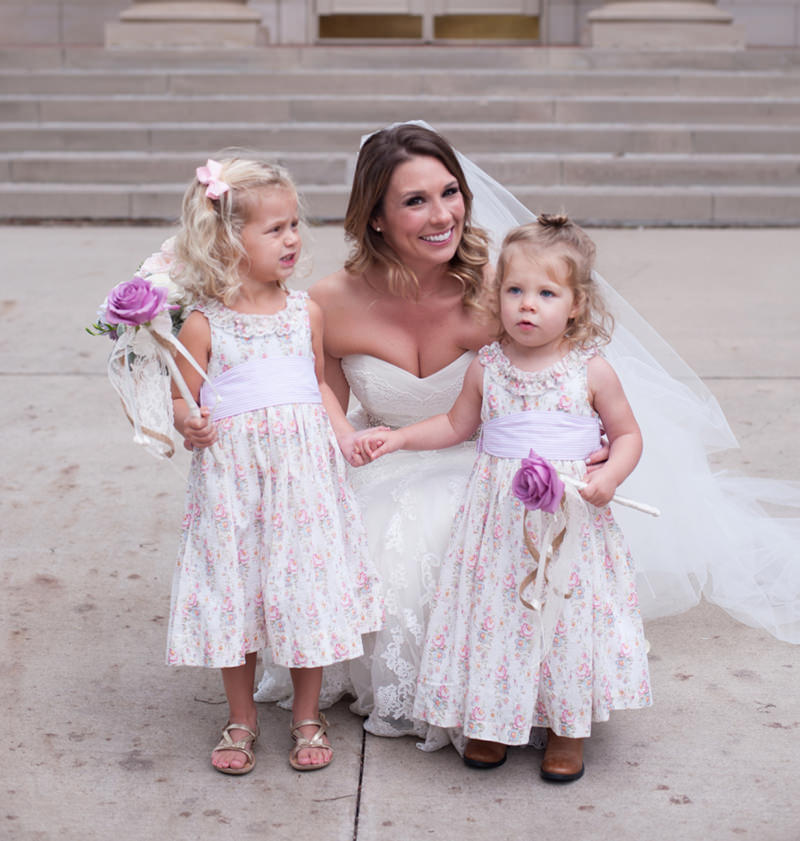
[166,292,383,669]
[413,342,651,741]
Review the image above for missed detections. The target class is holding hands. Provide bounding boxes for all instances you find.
[349,427,392,465]
[340,426,389,467]
[356,427,401,462]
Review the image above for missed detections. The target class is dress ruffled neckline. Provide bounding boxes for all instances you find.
[478,341,598,394]
[194,290,306,338]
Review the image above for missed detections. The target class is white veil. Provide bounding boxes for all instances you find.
[375,120,800,643]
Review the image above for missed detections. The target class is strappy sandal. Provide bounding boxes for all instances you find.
[289,713,333,772]
[211,722,259,776]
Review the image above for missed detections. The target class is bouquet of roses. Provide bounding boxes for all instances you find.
[87,237,186,339]
[87,238,215,459]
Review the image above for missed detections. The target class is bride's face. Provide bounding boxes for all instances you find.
[373,155,465,272]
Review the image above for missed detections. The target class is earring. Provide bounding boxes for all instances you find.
[374,226,381,232]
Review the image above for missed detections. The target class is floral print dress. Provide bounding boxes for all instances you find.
[412,342,651,742]
[166,291,383,669]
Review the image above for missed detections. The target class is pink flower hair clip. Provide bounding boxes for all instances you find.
[196,159,230,200]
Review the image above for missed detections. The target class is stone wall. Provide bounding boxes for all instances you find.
[0,0,798,47]
[719,0,800,46]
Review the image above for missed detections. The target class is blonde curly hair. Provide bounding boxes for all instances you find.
[493,214,613,347]
[343,124,489,310]
[172,151,301,305]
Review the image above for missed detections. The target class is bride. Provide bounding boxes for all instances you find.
[255,121,800,752]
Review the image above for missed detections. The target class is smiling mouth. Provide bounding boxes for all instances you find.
[280,253,296,265]
[420,228,453,244]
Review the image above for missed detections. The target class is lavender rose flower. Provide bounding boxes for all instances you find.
[105,276,169,326]
[512,449,565,514]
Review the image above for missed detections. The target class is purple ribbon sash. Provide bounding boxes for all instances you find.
[200,356,321,421]
[477,410,601,461]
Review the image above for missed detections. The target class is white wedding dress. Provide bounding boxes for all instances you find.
[254,343,800,747]
[255,352,478,748]
[255,121,800,747]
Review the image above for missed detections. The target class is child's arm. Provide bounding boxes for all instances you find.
[309,300,374,466]
[363,358,484,459]
[582,356,642,507]
[172,311,218,450]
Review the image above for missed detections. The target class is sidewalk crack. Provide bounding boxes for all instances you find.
[353,726,366,841]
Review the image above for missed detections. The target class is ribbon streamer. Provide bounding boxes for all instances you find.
[518,509,568,611]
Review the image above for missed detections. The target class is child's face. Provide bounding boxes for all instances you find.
[238,187,301,287]
[499,246,577,353]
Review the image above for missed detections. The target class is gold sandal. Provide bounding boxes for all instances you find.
[211,722,258,776]
[289,713,333,771]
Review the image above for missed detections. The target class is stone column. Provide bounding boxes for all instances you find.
[587,1,746,49]
[105,0,269,48]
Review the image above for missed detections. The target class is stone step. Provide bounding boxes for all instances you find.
[3,121,799,156]
[2,45,798,225]
[0,152,350,187]
[4,94,800,125]
[3,68,800,97]
[3,181,799,226]
[2,45,800,73]
[3,151,799,188]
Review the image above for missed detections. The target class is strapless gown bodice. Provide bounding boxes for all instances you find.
[341,352,474,429]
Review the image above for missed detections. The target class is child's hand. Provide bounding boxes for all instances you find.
[363,429,404,460]
[181,406,217,450]
[578,467,617,508]
[337,427,387,467]
[346,427,390,466]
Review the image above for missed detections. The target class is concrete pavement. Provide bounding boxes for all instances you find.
[1,224,799,841]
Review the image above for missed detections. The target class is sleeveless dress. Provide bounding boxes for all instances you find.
[412,343,652,742]
[166,292,383,669]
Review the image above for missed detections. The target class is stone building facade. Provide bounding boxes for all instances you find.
[1,0,799,48]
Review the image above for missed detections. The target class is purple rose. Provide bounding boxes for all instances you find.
[511,449,564,514]
[105,276,169,326]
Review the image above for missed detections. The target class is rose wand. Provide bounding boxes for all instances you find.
[559,473,661,517]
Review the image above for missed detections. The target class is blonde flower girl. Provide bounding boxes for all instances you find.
[166,155,383,775]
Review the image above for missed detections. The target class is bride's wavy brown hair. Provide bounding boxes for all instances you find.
[493,214,613,347]
[344,124,489,309]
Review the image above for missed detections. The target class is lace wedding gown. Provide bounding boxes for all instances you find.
[255,351,477,748]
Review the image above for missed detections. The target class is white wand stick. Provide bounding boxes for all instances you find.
[559,473,661,517]
[147,325,221,463]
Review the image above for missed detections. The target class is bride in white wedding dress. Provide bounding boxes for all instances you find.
[255,122,800,751]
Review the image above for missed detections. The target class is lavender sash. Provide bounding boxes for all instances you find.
[200,356,321,421]
[477,410,601,461]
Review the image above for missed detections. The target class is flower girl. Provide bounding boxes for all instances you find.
[166,155,383,774]
[362,215,651,782]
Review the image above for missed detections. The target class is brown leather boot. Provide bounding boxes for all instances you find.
[540,730,584,782]
[463,738,508,769]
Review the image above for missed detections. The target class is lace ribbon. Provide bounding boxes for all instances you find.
[107,311,219,460]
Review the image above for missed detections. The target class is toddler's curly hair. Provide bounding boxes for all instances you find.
[493,213,613,347]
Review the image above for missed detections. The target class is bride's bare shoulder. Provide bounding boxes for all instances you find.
[310,268,364,308]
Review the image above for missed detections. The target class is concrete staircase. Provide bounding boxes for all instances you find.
[2,45,800,225]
